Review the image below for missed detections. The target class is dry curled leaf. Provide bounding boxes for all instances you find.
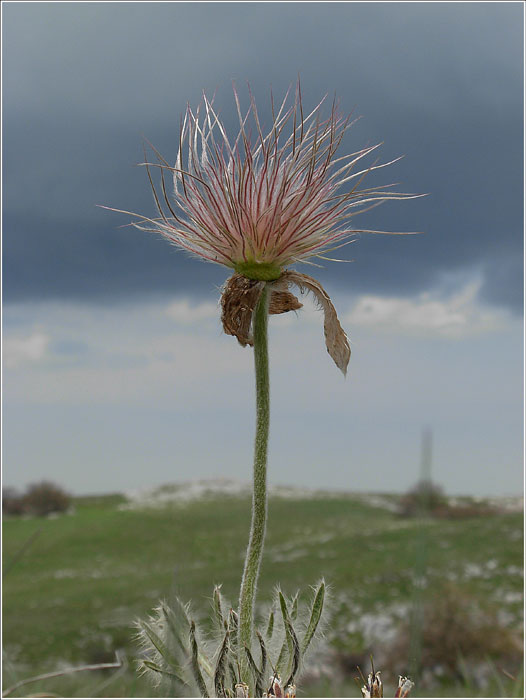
[281,271,351,376]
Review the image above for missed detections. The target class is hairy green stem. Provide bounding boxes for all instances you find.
[238,284,270,682]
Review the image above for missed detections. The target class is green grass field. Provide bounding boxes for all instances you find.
[2,489,523,698]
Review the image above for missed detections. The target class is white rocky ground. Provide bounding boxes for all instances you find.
[118,478,523,512]
[119,478,348,510]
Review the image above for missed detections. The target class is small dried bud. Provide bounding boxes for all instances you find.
[266,674,284,698]
[235,682,250,698]
[284,683,297,698]
[361,671,383,698]
[394,676,414,698]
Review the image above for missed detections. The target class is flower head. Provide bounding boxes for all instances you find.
[105,84,419,376]
[125,83,416,281]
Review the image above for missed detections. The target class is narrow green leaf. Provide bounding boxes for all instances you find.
[161,604,188,656]
[213,586,225,630]
[140,621,180,670]
[290,592,299,621]
[257,631,267,679]
[214,629,230,698]
[275,639,288,676]
[162,603,214,679]
[228,662,238,689]
[228,609,238,636]
[141,659,186,686]
[190,620,209,697]
[279,593,293,654]
[275,592,293,675]
[301,581,325,656]
[227,608,239,657]
[284,622,300,688]
[266,610,274,639]
[244,645,264,698]
[277,592,300,686]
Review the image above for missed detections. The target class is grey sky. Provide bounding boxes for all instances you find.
[2,2,524,498]
[3,2,523,307]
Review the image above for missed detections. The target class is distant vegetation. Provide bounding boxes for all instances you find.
[2,487,523,698]
[387,582,522,681]
[3,481,71,517]
[399,480,447,516]
[399,480,500,519]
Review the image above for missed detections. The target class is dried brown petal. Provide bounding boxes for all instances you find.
[221,271,348,375]
[221,273,265,346]
[281,271,351,376]
[221,274,303,346]
[269,290,302,315]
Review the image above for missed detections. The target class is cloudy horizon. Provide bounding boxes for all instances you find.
[2,1,523,497]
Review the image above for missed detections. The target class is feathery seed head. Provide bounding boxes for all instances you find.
[131,83,416,280]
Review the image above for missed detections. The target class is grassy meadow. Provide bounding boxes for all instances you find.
[2,486,523,698]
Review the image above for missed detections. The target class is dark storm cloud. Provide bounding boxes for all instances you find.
[2,2,523,310]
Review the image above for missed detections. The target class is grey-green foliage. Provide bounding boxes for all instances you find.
[135,580,327,698]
